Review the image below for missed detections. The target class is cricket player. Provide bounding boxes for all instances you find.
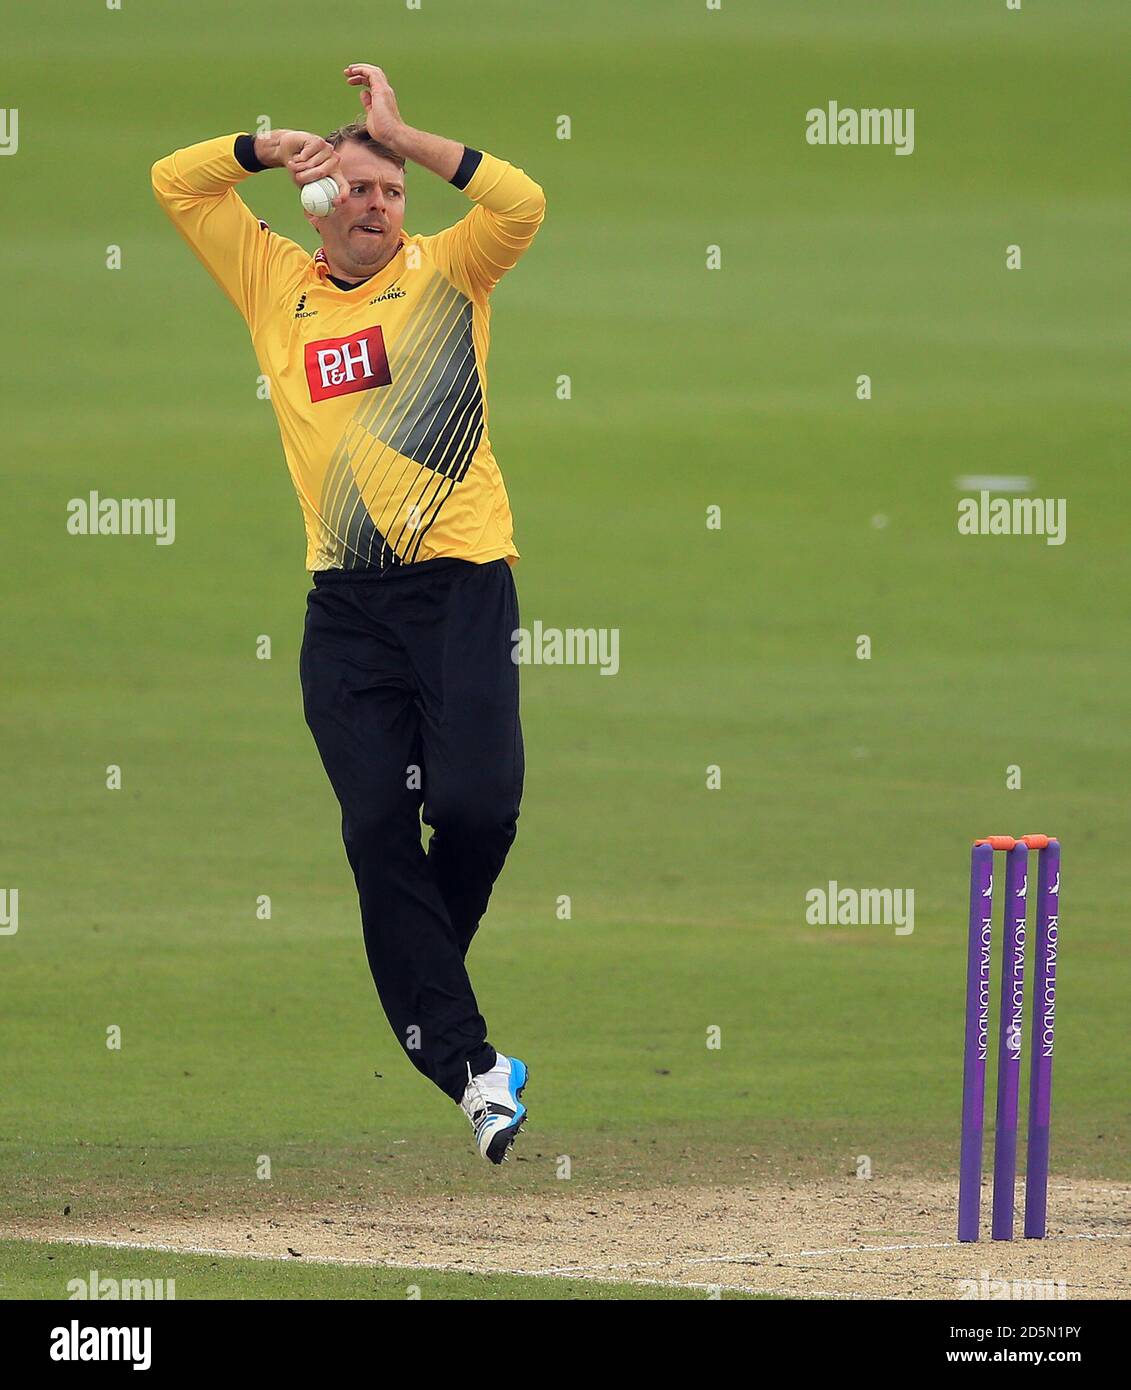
[152,63,544,1164]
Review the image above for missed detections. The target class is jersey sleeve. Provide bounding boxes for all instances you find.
[150,133,308,327]
[422,149,546,301]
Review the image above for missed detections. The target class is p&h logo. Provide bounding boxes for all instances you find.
[304,325,392,402]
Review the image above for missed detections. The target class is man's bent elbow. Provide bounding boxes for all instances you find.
[150,153,176,201]
[515,177,547,231]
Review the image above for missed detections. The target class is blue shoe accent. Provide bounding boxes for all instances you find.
[461,1053,530,1164]
[508,1056,528,1110]
[483,1056,528,1164]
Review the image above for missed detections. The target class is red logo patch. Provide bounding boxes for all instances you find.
[304,326,392,402]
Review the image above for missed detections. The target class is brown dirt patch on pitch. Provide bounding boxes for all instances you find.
[6,1176,1129,1298]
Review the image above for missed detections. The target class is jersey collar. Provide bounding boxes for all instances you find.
[313,236,407,291]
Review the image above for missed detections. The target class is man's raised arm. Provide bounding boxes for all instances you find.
[151,131,346,323]
[345,63,546,298]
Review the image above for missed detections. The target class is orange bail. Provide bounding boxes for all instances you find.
[973,833,1055,850]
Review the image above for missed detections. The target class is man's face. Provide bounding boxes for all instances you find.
[307,141,406,280]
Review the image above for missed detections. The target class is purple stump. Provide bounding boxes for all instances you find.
[959,842,995,1241]
[1024,839,1060,1238]
[991,841,1029,1240]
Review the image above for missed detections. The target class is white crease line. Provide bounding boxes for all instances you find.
[0,1233,774,1297]
[799,1232,1131,1257]
[1046,1184,1131,1191]
[954,475,1033,492]
[523,1251,766,1276]
[10,1224,1128,1294]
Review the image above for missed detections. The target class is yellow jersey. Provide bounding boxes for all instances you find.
[151,134,544,571]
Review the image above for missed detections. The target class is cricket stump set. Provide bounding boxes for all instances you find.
[958,834,1060,1242]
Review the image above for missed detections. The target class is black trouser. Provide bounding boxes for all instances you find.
[299,557,523,1102]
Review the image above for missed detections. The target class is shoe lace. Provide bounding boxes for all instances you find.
[462,1063,489,1127]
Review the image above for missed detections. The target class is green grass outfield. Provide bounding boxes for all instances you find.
[0,1240,750,1300]
[0,1239,755,1301]
[2,0,1129,1297]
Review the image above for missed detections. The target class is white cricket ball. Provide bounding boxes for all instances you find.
[300,177,339,217]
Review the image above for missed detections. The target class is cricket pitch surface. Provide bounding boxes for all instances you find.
[7,1177,1129,1299]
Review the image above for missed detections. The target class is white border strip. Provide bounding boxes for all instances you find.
[799,1232,1131,1257]
[1,1233,799,1299]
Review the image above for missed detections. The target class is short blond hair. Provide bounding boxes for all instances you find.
[325,120,406,169]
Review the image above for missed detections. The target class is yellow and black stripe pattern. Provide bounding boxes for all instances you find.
[322,272,482,568]
[151,136,545,572]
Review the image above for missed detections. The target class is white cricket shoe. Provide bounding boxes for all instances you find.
[459,1054,528,1165]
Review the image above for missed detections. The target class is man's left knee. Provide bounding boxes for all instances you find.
[427,786,519,843]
